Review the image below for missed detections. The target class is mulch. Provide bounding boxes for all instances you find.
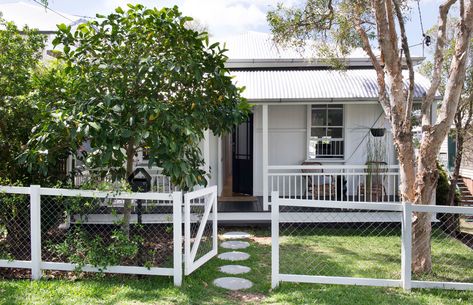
[1,224,174,280]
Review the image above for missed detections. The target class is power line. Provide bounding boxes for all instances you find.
[416,0,426,35]
[30,0,74,22]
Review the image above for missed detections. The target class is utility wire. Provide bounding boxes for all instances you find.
[30,0,74,22]
[416,0,426,35]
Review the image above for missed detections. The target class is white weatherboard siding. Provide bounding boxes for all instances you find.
[250,103,392,196]
[254,105,308,195]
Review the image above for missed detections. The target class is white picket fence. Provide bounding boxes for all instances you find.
[0,185,219,286]
[271,191,473,291]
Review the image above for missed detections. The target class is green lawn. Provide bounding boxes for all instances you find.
[1,228,473,305]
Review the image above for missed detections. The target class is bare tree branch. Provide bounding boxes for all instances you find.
[433,0,473,141]
[353,12,390,114]
[422,0,457,126]
[393,0,415,125]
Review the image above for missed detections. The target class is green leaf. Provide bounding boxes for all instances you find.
[89,122,100,130]
[57,23,68,32]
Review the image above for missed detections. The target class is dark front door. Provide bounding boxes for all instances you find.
[232,114,253,195]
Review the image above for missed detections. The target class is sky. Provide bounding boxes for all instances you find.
[0,0,447,56]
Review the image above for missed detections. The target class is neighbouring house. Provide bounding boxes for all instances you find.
[127,31,440,221]
[0,1,87,60]
[446,128,473,207]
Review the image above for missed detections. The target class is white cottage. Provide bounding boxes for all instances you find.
[132,32,438,220]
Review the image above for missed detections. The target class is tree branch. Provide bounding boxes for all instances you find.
[393,0,415,125]
[354,13,390,114]
[433,0,473,141]
[422,0,457,126]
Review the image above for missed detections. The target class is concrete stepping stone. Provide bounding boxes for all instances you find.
[218,251,250,261]
[219,265,251,275]
[221,240,250,250]
[222,231,251,240]
[213,277,253,290]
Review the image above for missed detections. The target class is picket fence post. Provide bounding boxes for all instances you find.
[30,185,42,280]
[173,191,183,287]
[271,191,280,289]
[401,202,412,291]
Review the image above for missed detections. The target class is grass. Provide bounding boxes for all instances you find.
[1,227,473,304]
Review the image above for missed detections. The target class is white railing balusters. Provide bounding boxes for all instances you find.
[268,165,401,204]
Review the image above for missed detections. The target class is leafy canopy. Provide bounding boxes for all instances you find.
[267,0,375,67]
[0,18,47,182]
[27,4,250,189]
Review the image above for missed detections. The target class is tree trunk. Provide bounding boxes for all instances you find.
[413,0,473,272]
[412,155,437,273]
[122,140,135,238]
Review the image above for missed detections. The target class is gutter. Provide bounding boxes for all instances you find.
[225,57,426,69]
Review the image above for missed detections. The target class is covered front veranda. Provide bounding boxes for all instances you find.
[215,67,437,221]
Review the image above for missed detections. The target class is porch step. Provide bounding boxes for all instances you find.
[458,180,473,207]
[218,196,257,202]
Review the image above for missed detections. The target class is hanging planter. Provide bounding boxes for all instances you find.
[370,128,386,137]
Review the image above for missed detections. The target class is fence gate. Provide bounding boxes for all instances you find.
[184,185,218,275]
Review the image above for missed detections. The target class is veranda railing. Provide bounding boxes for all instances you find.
[268,165,400,206]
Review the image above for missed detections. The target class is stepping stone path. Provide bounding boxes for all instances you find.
[219,265,251,275]
[213,277,253,291]
[221,240,250,250]
[222,231,251,240]
[213,231,254,291]
[218,251,250,261]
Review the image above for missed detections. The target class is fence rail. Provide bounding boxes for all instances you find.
[271,191,473,291]
[0,185,183,286]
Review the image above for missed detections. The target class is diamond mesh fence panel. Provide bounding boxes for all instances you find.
[278,204,402,280]
[188,194,215,263]
[0,192,30,262]
[411,211,473,283]
[41,194,175,271]
[0,192,31,279]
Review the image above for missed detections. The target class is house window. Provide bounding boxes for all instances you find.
[308,104,344,159]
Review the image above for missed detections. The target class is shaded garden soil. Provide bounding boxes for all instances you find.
[1,224,174,280]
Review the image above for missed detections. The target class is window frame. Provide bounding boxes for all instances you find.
[306,104,345,160]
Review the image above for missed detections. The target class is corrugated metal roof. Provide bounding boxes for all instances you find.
[231,69,433,101]
[220,31,371,60]
[218,31,425,69]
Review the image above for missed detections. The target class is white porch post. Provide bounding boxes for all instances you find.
[217,136,223,196]
[203,130,210,175]
[263,104,269,210]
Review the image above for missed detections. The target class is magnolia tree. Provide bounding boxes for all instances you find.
[26,5,250,236]
[268,0,473,273]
